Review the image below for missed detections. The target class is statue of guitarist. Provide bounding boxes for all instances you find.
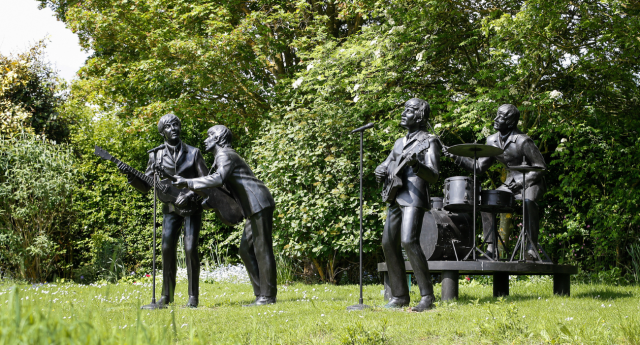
[374,98,441,312]
[117,113,208,308]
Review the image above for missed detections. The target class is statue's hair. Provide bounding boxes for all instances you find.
[406,98,430,130]
[208,125,233,148]
[157,113,181,134]
[498,104,520,130]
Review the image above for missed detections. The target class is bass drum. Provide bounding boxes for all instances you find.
[420,206,473,260]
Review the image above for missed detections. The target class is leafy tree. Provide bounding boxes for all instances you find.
[0,41,68,141]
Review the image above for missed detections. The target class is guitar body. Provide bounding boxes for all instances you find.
[155,179,201,217]
[381,160,403,203]
[380,138,431,203]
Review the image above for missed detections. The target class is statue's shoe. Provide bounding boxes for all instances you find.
[242,296,260,307]
[184,296,198,308]
[255,296,276,306]
[158,295,172,307]
[383,297,410,309]
[411,295,435,312]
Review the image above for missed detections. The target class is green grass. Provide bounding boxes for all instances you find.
[1,277,639,344]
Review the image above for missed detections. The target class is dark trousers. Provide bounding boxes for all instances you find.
[482,200,539,251]
[161,212,202,301]
[239,207,277,298]
[382,204,433,300]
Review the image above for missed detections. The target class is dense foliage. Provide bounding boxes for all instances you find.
[0,41,68,141]
[0,135,77,281]
[26,0,640,282]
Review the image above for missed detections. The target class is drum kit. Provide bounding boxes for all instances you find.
[422,142,548,263]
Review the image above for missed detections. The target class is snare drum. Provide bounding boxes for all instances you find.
[480,190,515,213]
[443,176,478,213]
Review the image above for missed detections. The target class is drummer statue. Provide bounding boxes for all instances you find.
[374,98,441,312]
[445,104,546,260]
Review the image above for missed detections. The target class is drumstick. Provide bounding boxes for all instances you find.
[426,121,448,151]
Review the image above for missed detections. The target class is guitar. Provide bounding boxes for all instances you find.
[381,138,432,203]
[94,145,244,225]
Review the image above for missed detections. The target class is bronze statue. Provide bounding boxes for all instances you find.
[445,104,546,260]
[117,113,208,308]
[374,98,441,312]
[174,125,278,306]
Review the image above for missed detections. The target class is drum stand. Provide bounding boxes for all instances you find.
[507,162,551,263]
[462,145,494,262]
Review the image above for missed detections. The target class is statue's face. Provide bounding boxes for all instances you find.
[493,108,511,131]
[204,133,217,152]
[161,120,181,143]
[400,100,421,129]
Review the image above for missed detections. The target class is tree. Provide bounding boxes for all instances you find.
[0,41,68,141]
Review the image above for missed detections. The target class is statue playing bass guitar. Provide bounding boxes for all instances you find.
[374,98,441,312]
[112,113,216,308]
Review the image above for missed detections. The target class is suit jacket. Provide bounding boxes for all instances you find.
[186,147,275,218]
[375,130,441,209]
[455,129,546,200]
[127,141,209,214]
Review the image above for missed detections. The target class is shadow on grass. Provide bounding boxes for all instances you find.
[571,290,636,300]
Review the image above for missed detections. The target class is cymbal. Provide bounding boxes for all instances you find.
[446,143,504,158]
[508,165,545,172]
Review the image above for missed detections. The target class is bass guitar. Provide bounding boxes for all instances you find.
[94,145,244,225]
[381,138,432,203]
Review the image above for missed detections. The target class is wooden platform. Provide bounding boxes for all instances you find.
[377,260,578,301]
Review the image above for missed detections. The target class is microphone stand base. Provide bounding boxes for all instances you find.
[141,302,167,310]
[346,304,371,311]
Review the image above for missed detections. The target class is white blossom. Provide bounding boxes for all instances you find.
[307,64,314,71]
[522,101,531,106]
[416,50,425,62]
[481,127,491,137]
[469,79,477,85]
[369,39,377,46]
[354,84,361,91]
[353,95,360,103]
[434,123,442,129]
[561,138,567,143]
[549,90,563,100]
[374,50,381,58]
[292,77,304,89]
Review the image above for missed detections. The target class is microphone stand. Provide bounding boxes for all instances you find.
[347,123,374,311]
[142,150,166,310]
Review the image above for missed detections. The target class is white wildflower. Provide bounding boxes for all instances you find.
[509,86,518,96]
[416,50,425,62]
[354,95,360,103]
[549,90,563,100]
[374,50,381,58]
[354,84,361,91]
[389,18,395,25]
[292,77,304,89]
[307,64,314,71]
[369,39,377,46]
[522,101,531,106]
[469,79,477,85]
[560,138,567,143]
[481,127,491,137]
[434,123,442,129]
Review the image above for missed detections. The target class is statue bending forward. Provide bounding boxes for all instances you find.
[374,98,441,312]
[174,125,278,306]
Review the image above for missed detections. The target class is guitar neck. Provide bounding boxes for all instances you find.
[111,157,154,186]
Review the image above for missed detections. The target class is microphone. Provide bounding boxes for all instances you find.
[351,123,374,134]
[147,144,166,154]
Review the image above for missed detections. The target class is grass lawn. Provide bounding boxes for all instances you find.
[1,276,639,344]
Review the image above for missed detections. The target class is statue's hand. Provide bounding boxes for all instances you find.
[443,149,456,160]
[406,152,419,167]
[374,167,387,183]
[117,162,130,175]
[175,190,194,207]
[173,176,189,189]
